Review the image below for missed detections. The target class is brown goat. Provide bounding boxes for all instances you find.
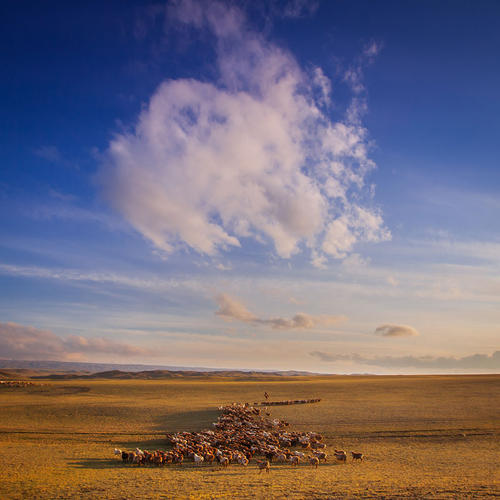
[258,460,270,474]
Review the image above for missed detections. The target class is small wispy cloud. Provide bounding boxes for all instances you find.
[215,293,257,323]
[343,40,383,126]
[215,262,232,271]
[281,0,319,19]
[215,293,346,330]
[48,189,77,202]
[0,263,204,294]
[363,41,383,59]
[35,145,78,170]
[35,145,64,163]
[341,253,370,270]
[386,275,399,287]
[375,324,419,337]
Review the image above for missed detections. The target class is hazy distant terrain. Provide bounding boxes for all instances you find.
[0,374,498,499]
[0,368,316,380]
[0,359,236,373]
[0,359,316,376]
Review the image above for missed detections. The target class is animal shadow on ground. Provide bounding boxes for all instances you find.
[68,458,122,469]
[68,457,231,472]
[153,408,220,432]
[36,385,91,396]
[118,437,167,450]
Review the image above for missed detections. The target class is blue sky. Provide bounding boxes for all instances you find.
[1,0,499,373]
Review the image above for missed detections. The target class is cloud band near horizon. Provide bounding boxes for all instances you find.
[309,350,500,369]
[0,322,152,362]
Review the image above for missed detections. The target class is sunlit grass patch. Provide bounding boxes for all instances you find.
[0,375,498,498]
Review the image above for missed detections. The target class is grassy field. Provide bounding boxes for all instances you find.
[0,374,498,499]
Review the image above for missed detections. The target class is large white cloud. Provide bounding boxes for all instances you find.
[99,0,389,263]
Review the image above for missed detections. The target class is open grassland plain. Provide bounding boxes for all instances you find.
[0,374,498,499]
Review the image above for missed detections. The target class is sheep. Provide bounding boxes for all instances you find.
[334,451,347,463]
[308,456,319,469]
[313,451,328,462]
[114,448,122,456]
[257,460,270,474]
[351,452,363,461]
[311,441,326,449]
[193,453,204,465]
[289,455,300,466]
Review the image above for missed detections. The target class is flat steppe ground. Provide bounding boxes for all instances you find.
[0,374,498,499]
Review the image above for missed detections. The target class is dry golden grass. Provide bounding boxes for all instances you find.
[0,375,499,499]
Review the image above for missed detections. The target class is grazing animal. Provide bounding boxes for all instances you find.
[311,442,326,449]
[308,456,319,469]
[351,452,363,461]
[121,451,129,462]
[114,448,122,456]
[193,453,204,465]
[219,456,230,468]
[258,460,270,474]
[334,451,347,463]
[313,451,328,462]
[289,456,300,466]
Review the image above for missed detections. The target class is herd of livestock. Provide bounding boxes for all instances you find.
[115,402,363,470]
[255,398,322,406]
[0,380,42,388]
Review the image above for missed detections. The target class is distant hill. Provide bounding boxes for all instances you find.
[0,359,317,379]
[0,359,225,373]
[27,369,316,380]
